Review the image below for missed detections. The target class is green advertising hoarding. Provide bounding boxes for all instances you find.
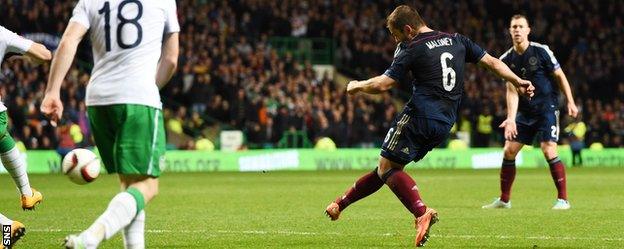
[0,149,621,174]
[0,151,62,174]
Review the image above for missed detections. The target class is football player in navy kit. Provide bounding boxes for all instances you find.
[482,15,578,210]
[323,6,534,247]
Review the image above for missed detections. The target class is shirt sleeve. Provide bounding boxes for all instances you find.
[499,48,512,63]
[0,26,33,54]
[538,45,561,72]
[383,43,414,83]
[69,0,91,29]
[164,0,181,33]
[455,33,486,63]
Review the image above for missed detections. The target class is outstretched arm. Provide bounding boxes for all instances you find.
[41,22,88,123]
[156,32,179,89]
[552,68,578,118]
[2,25,51,64]
[346,75,397,95]
[478,54,535,97]
[24,42,52,64]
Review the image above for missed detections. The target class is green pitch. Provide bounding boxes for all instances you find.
[1,168,623,248]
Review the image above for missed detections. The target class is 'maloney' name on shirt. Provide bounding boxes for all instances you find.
[426,37,453,49]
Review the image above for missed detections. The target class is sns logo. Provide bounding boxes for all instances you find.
[2,224,10,247]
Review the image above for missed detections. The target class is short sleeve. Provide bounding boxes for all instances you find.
[69,0,91,29]
[0,26,33,54]
[455,34,486,63]
[164,0,180,33]
[499,48,512,65]
[383,43,413,83]
[538,45,561,72]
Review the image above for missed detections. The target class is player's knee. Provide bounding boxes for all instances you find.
[377,157,405,180]
[542,147,558,159]
[543,151,558,160]
[126,178,159,203]
[503,149,515,159]
[151,182,159,198]
[138,187,158,204]
[376,164,391,179]
[503,146,520,159]
[143,179,159,202]
[541,144,558,160]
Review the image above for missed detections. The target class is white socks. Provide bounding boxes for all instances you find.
[0,213,12,226]
[123,210,145,249]
[1,147,32,197]
[81,192,138,247]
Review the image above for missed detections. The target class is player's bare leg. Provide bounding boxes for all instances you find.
[65,176,158,249]
[377,157,437,247]
[325,158,385,220]
[541,141,570,210]
[483,141,523,209]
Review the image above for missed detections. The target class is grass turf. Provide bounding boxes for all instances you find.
[1,167,623,248]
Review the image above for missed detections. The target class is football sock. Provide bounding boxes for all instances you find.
[500,159,516,203]
[382,169,427,217]
[123,210,145,249]
[335,168,384,211]
[0,146,33,197]
[548,157,567,200]
[81,188,145,246]
[0,213,12,226]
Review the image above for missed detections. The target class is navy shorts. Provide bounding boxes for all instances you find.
[515,110,560,145]
[380,113,451,165]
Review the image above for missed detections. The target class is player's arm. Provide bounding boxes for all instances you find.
[500,81,519,140]
[478,54,534,97]
[552,68,578,118]
[45,22,87,94]
[9,42,52,65]
[346,75,397,95]
[23,42,52,64]
[41,22,88,123]
[156,32,179,89]
[3,26,51,64]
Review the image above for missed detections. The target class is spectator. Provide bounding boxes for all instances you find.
[0,0,621,150]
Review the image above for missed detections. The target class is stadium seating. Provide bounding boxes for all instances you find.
[0,0,621,150]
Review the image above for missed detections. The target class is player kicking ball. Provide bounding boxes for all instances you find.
[482,15,577,210]
[41,0,179,248]
[325,5,534,247]
[0,25,51,247]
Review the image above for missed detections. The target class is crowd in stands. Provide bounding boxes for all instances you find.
[0,0,622,152]
[335,0,624,149]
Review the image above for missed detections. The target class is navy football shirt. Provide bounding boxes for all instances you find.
[384,31,486,125]
[500,42,561,114]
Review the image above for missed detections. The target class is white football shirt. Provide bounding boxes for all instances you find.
[70,0,180,109]
[0,25,34,112]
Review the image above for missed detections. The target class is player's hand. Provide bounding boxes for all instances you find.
[499,118,518,141]
[567,102,578,118]
[515,79,535,98]
[40,94,64,127]
[346,80,361,95]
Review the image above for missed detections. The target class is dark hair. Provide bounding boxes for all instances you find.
[510,14,530,27]
[386,5,425,30]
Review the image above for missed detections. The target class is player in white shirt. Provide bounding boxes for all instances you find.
[40,0,179,248]
[0,25,51,248]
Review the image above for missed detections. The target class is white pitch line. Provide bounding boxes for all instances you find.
[29,229,624,242]
[430,234,624,242]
